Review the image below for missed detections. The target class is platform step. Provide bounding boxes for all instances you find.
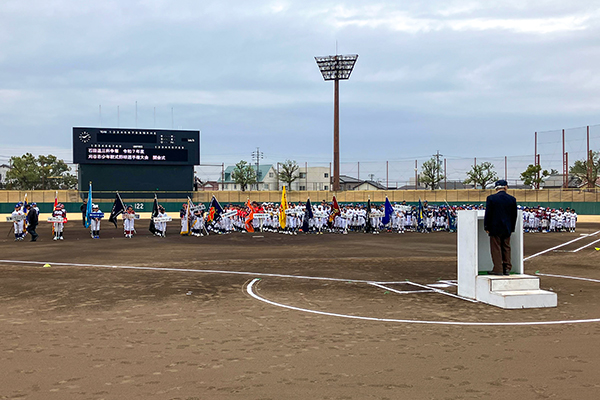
[486,275,540,291]
[486,289,558,309]
[475,275,557,309]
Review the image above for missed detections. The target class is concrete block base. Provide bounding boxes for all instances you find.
[476,275,558,309]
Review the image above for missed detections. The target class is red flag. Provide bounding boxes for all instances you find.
[328,195,341,225]
[54,191,58,209]
[245,199,255,233]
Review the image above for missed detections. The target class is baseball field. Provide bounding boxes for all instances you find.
[0,221,599,399]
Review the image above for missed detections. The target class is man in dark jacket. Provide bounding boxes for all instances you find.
[484,180,518,275]
[25,204,39,242]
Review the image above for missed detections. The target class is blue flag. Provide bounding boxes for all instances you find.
[382,197,394,225]
[85,182,93,228]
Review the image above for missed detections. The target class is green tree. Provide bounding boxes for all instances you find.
[420,157,445,190]
[231,160,257,191]
[520,164,550,189]
[464,162,498,189]
[277,160,299,190]
[6,153,77,190]
[569,150,600,188]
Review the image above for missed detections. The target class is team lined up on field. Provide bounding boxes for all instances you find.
[9,197,577,241]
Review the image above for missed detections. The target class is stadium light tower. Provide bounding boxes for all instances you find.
[315,54,358,192]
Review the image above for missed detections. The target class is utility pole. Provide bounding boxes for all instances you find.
[433,150,443,189]
[251,147,264,191]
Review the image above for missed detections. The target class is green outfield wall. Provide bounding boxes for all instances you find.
[1,189,599,216]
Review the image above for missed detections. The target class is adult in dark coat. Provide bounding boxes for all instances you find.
[25,204,39,242]
[484,180,518,275]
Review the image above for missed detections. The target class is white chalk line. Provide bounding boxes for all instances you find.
[0,259,447,288]
[535,272,600,284]
[369,283,435,295]
[524,230,600,261]
[572,238,600,253]
[246,279,600,326]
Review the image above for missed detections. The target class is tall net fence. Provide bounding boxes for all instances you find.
[195,124,600,190]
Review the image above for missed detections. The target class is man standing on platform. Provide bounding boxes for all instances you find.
[484,179,518,275]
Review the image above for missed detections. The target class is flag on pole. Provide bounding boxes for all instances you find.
[245,199,254,233]
[206,195,223,224]
[365,198,373,232]
[54,191,58,209]
[417,198,424,228]
[22,193,28,230]
[302,198,313,232]
[382,197,394,225]
[85,182,93,229]
[279,186,288,229]
[149,194,159,234]
[180,197,193,235]
[108,193,125,228]
[328,195,341,227]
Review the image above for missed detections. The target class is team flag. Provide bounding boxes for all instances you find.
[382,197,394,225]
[54,191,58,209]
[108,193,125,228]
[365,198,373,232]
[206,195,223,224]
[302,198,313,232]
[182,197,194,235]
[149,194,160,234]
[279,186,288,229]
[328,195,341,227]
[22,193,28,230]
[85,182,93,229]
[245,199,255,233]
[417,198,424,228]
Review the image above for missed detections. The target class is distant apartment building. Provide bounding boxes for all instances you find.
[218,164,331,191]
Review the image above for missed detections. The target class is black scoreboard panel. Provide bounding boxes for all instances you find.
[78,164,193,195]
[73,127,199,165]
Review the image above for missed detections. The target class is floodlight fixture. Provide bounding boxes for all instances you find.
[315,54,359,81]
[314,54,358,192]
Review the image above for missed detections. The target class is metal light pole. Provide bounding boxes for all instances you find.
[315,54,358,192]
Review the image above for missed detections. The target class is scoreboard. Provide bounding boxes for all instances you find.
[73,127,199,165]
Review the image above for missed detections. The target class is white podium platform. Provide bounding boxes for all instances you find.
[457,210,557,309]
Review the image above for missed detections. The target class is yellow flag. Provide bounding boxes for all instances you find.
[279,186,287,229]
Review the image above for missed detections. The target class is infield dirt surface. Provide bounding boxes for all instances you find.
[1,221,599,399]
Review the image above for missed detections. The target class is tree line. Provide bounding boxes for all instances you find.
[418,151,600,190]
[1,153,77,190]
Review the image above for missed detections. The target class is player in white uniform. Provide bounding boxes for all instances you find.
[12,203,25,241]
[52,203,67,240]
[156,205,168,237]
[90,204,102,239]
[122,205,136,238]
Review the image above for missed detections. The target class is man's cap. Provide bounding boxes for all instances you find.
[494,179,508,189]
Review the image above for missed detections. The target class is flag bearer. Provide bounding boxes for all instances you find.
[123,205,136,238]
[90,204,102,238]
[12,203,25,241]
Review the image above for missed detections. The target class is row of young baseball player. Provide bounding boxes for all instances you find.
[521,207,578,233]
[9,202,578,241]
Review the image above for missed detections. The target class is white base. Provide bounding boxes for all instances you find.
[475,275,557,309]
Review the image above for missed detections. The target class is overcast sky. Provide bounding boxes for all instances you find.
[1,1,600,182]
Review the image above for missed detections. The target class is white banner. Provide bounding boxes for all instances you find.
[253,213,270,219]
[153,216,172,223]
[47,217,66,223]
[6,215,26,222]
[190,204,206,213]
[221,210,237,218]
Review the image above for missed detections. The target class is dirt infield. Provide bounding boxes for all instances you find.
[1,221,599,399]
